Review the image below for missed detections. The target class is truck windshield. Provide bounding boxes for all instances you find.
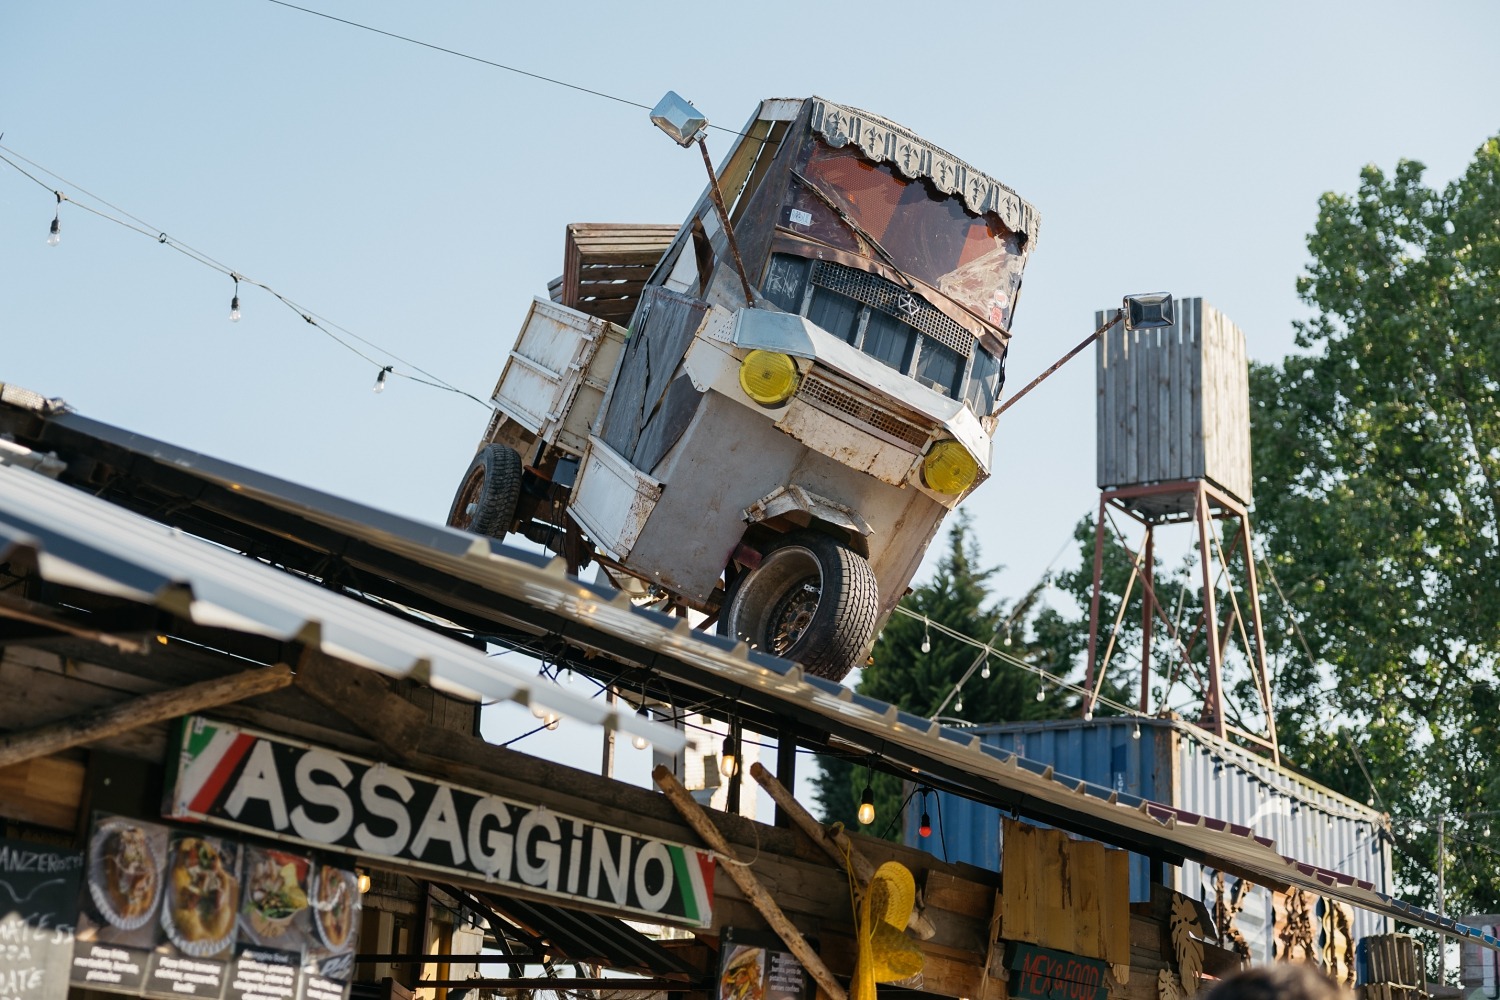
[761,253,1004,415]
[783,140,1025,332]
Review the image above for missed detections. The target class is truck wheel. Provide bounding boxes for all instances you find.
[718,531,878,681]
[446,444,523,538]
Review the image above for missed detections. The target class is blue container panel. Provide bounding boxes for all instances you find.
[905,719,1165,903]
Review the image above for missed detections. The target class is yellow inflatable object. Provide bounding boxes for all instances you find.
[851,862,924,1000]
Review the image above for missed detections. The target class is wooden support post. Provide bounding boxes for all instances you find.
[750,763,935,939]
[652,765,847,1000]
[0,663,294,769]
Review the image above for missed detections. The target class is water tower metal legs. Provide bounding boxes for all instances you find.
[1082,479,1278,763]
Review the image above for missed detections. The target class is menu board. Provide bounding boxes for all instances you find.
[717,928,810,1000]
[0,836,84,1000]
[70,817,360,1000]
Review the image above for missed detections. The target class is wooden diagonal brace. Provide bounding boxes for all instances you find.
[652,765,847,1000]
[0,662,294,769]
[750,762,935,939]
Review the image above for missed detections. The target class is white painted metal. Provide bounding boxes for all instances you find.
[490,298,626,456]
[568,435,663,561]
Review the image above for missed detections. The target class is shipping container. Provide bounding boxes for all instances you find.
[905,717,1392,962]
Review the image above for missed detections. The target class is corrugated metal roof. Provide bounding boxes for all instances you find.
[1,399,1494,954]
[0,461,685,753]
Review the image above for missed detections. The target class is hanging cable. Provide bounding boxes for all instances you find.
[0,144,495,410]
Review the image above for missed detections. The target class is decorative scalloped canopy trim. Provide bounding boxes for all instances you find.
[808,97,1041,249]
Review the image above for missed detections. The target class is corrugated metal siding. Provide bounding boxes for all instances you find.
[909,718,1391,961]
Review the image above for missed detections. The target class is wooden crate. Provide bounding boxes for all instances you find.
[560,223,679,326]
[1095,298,1252,509]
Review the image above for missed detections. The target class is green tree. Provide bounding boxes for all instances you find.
[813,513,1071,838]
[1251,136,1500,923]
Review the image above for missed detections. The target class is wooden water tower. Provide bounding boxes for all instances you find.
[1082,297,1277,761]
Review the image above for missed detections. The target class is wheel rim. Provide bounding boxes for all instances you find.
[731,546,823,656]
[449,466,485,530]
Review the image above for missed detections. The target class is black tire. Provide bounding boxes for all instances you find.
[446,444,523,538]
[717,531,879,681]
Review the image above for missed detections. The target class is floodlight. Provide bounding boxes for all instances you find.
[650,91,708,148]
[1123,293,1175,331]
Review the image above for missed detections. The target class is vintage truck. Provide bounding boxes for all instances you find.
[446,94,1039,681]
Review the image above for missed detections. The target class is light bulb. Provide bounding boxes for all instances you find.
[230,295,241,322]
[47,216,60,247]
[631,708,651,751]
[857,785,875,825]
[720,749,738,778]
[545,712,561,730]
[1083,710,1093,721]
[1036,686,1046,702]
[954,696,963,712]
[530,703,547,720]
[373,366,392,393]
[1132,723,1142,740]
[980,658,991,679]
[921,635,931,654]
[919,812,932,838]
[1004,633,1013,647]
[356,871,371,894]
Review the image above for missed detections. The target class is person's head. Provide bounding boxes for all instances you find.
[1202,964,1349,1000]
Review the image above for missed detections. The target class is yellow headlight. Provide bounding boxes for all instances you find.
[738,350,799,406]
[923,440,978,495]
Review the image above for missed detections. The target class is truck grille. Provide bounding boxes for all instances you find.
[797,372,932,450]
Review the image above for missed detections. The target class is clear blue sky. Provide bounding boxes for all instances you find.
[2,3,1497,774]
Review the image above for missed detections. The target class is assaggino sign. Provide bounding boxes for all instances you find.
[165,717,715,928]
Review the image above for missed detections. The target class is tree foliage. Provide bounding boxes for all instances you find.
[812,513,1071,839]
[1252,136,1500,918]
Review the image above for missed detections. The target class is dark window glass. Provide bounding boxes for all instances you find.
[916,337,963,398]
[965,346,1002,414]
[807,287,861,343]
[863,311,915,371]
[762,254,809,313]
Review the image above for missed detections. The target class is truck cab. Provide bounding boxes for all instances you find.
[448,96,1039,681]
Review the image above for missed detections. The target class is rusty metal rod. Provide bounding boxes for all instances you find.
[697,137,757,306]
[997,308,1121,416]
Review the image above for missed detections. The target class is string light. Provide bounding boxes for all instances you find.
[720,729,739,778]
[229,273,242,322]
[1132,722,1142,740]
[373,365,392,393]
[980,650,991,679]
[631,707,651,751]
[1036,682,1046,702]
[918,789,932,838]
[47,191,61,246]
[921,617,931,654]
[0,143,495,410]
[857,783,876,825]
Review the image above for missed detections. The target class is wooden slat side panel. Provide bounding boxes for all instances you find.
[0,754,84,830]
[1103,845,1134,974]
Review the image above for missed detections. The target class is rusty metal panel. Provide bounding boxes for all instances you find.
[1095,298,1252,509]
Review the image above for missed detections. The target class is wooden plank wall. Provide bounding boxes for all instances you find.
[1095,299,1251,507]
[999,819,1131,976]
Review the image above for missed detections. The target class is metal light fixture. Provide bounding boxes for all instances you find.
[649,91,708,147]
[1122,292,1175,331]
[649,90,755,305]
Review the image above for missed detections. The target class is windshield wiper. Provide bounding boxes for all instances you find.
[789,170,916,291]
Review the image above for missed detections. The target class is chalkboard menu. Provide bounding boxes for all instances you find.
[70,816,360,1000]
[0,836,83,1000]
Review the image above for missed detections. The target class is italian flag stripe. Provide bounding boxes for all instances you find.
[180,725,255,817]
[667,846,714,928]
